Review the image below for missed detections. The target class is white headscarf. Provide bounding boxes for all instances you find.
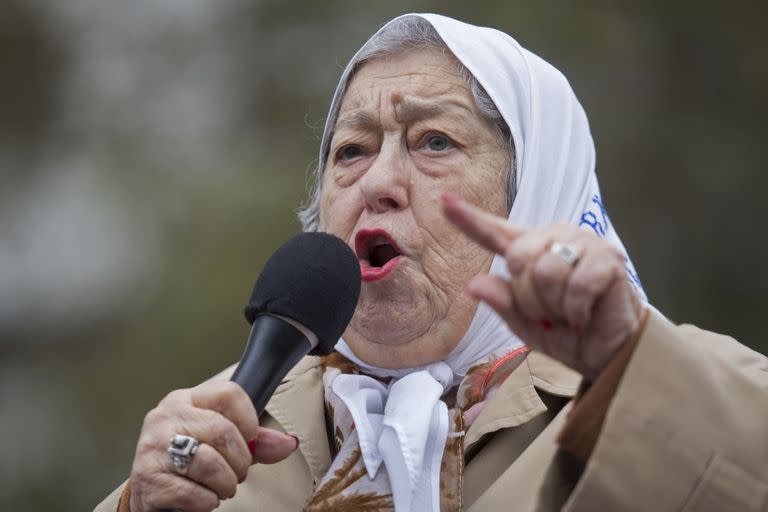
[323,13,647,511]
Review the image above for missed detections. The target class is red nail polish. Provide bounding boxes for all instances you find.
[238,475,246,484]
[539,319,553,330]
[247,438,257,456]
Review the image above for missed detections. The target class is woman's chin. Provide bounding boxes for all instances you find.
[352,295,427,333]
[348,319,422,347]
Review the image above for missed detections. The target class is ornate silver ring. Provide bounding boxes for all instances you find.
[168,434,200,475]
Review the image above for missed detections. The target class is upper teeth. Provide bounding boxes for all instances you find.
[370,236,389,248]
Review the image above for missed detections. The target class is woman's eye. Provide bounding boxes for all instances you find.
[336,145,364,162]
[424,134,453,152]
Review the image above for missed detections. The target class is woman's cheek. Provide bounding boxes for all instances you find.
[318,184,340,232]
[320,188,357,239]
[412,153,462,179]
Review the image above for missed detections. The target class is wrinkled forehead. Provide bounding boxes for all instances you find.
[335,49,474,121]
[317,13,532,172]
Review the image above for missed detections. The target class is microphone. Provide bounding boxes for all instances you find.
[231,232,361,413]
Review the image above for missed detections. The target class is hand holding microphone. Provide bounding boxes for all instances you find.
[128,233,360,512]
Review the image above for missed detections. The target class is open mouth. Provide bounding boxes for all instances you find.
[354,228,404,281]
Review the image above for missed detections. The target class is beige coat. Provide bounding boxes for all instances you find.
[95,311,768,511]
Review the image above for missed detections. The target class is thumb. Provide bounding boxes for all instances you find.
[249,427,299,464]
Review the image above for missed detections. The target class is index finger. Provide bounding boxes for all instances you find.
[441,193,524,254]
[191,380,260,441]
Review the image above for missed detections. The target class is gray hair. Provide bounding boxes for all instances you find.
[298,16,516,232]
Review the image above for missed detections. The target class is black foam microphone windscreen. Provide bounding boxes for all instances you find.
[233,232,361,412]
[243,232,361,354]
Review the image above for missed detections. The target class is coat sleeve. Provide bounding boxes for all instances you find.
[93,480,127,512]
[562,310,768,511]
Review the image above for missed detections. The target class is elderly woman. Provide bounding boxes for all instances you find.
[96,13,768,512]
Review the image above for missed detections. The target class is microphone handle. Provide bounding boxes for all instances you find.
[231,314,313,414]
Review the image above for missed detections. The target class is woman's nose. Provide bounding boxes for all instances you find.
[359,139,410,213]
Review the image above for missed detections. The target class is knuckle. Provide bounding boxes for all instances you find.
[569,276,594,298]
[141,473,216,512]
[161,388,189,407]
[217,380,246,406]
[130,467,152,491]
[563,295,588,324]
[578,225,600,240]
[143,407,168,427]
[532,258,560,288]
[196,450,221,482]
[134,435,158,459]
[222,480,238,500]
[232,456,251,480]
[193,380,246,414]
[517,240,538,260]
[132,470,169,510]
[204,498,221,512]
[194,447,237,499]
[207,418,238,448]
[174,482,219,512]
[504,243,526,271]
[607,244,624,259]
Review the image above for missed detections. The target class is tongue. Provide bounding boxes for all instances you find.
[370,244,399,267]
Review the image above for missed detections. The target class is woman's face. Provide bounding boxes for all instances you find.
[319,48,509,368]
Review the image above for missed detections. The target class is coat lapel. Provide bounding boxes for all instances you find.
[464,352,580,511]
[465,351,580,450]
[265,356,332,484]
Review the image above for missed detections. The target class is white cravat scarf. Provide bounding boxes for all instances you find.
[321,13,647,511]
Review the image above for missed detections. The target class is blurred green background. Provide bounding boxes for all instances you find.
[1,1,766,510]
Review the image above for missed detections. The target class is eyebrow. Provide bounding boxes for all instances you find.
[395,98,472,124]
[335,97,474,131]
[336,111,378,131]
